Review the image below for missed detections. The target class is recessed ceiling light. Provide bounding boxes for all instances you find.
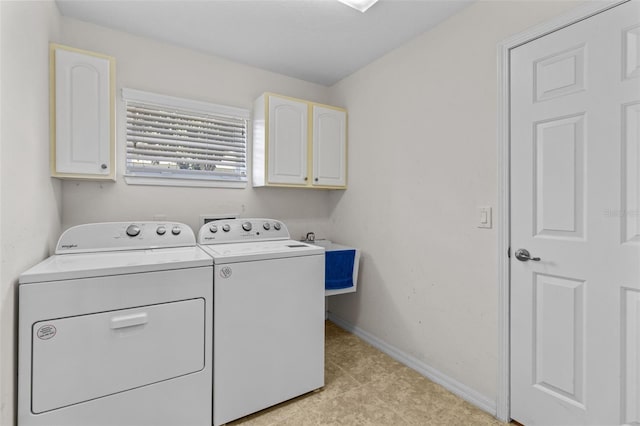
[337,0,379,13]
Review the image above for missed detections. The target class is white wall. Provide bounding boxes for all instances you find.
[326,0,580,408]
[0,1,62,424]
[58,18,336,239]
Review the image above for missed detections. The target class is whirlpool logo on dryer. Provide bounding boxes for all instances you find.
[219,266,233,279]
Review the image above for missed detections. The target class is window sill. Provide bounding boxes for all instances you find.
[124,174,247,189]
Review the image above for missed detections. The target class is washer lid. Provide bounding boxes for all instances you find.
[19,246,212,284]
[198,240,323,264]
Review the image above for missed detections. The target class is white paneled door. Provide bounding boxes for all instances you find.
[510,1,640,425]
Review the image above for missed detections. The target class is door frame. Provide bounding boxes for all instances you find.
[496,1,628,421]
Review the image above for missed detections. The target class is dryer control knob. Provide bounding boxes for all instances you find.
[263,222,271,230]
[126,224,141,237]
[273,222,281,231]
[171,226,181,235]
[156,226,166,235]
[209,224,218,233]
[222,224,231,232]
[242,221,252,232]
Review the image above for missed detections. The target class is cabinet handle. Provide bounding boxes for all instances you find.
[304,177,308,181]
[101,163,108,170]
[314,177,318,182]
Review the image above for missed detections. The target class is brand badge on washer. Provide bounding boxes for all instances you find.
[36,324,57,340]
[220,266,233,279]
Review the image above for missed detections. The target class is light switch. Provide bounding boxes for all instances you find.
[478,206,492,229]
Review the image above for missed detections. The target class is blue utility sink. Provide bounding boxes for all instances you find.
[312,240,360,296]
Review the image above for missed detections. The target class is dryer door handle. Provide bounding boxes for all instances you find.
[110,312,148,329]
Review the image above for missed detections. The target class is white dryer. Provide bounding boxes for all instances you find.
[197,218,325,426]
[18,222,213,426]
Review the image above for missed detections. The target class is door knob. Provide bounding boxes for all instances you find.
[515,248,540,262]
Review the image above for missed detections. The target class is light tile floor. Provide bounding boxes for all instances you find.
[229,321,505,425]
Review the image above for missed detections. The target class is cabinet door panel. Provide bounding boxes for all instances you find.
[268,97,308,185]
[313,106,346,187]
[54,48,112,177]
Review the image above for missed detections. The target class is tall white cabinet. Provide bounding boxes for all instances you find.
[253,93,347,189]
[50,44,115,180]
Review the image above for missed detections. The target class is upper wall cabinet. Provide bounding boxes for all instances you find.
[253,93,347,189]
[50,44,115,180]
[312,105,347,187]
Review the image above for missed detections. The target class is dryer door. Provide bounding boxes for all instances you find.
[31,298,205,413]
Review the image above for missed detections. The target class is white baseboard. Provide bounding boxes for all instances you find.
[327,312,497,417]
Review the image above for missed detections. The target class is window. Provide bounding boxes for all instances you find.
[122,88,250,188]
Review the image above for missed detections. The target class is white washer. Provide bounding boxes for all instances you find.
[197,218,325,426]
[18,222,213,426]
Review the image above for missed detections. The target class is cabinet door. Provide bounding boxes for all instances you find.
[312,106,346,187]
[53,47,114,179]
[267,96,308,185]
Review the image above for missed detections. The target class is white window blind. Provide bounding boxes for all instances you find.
[123,88,249,186]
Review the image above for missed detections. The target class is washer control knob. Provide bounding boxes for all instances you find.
[156,226,166,235]
[242,221,252,232]
[171,226,181,235]
[209,224,218,233]
[273,222,281,231]
[263,222,271,231]
[222,224,231,232]
[126,224,141,237]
